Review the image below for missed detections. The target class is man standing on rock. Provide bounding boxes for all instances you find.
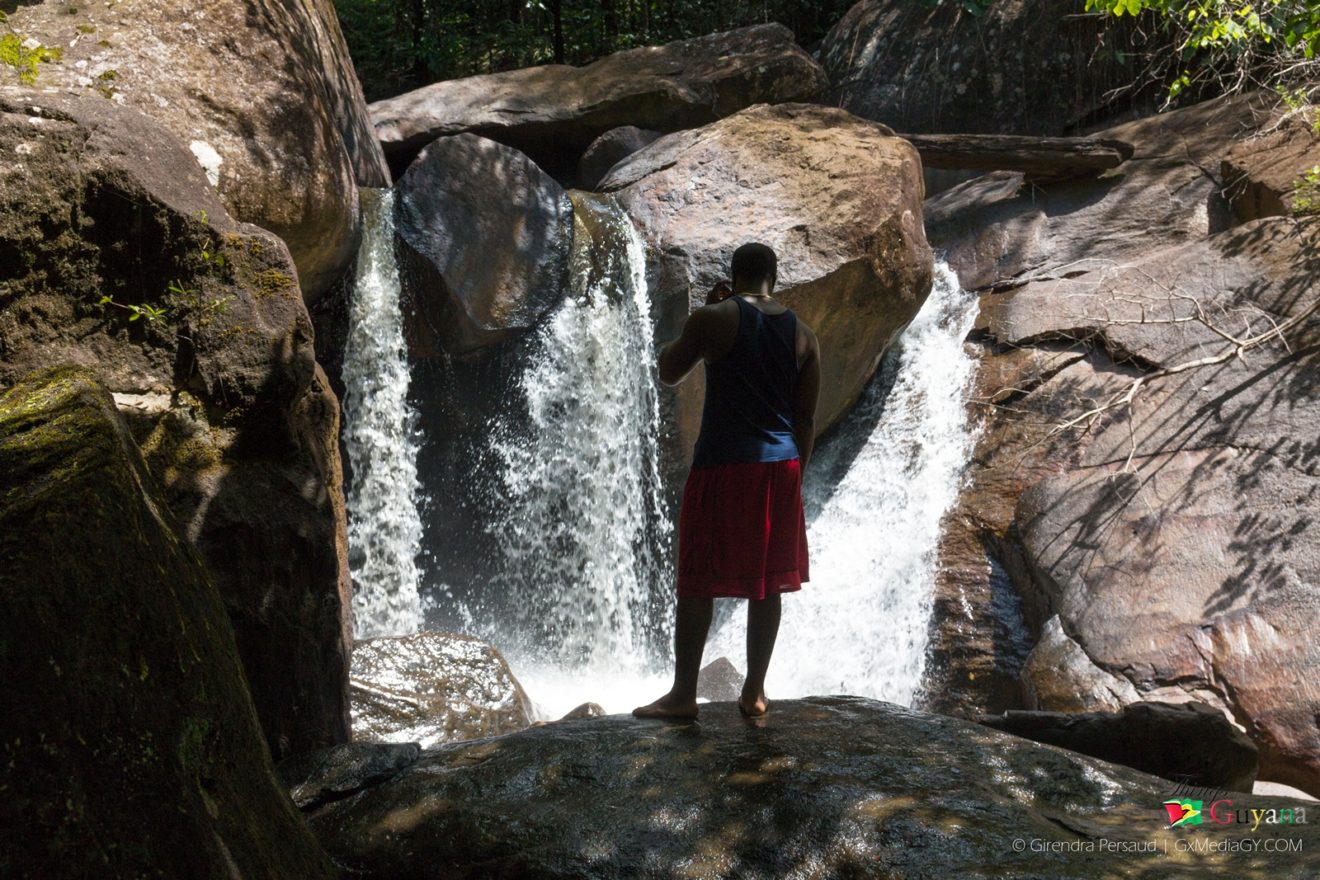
[634,243,820,720]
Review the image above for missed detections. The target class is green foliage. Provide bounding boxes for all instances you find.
[99,296,168,323]
[333,0,857,101]
[1290,163,1320,214]
[0,21,64,85]
[1084,0,1319,98]
[1276,83,1320,132]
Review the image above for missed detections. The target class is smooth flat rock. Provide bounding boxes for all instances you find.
[301,696,1320,879]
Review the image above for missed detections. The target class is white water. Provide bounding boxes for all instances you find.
[487,198,673,709]
[707,261,980,706]
[342,189,424,639]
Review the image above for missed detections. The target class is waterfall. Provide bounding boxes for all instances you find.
[342,189,424,639]
[707,260,981,706]
[482,196,673,710]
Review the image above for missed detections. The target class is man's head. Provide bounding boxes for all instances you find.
[731,242,777,292]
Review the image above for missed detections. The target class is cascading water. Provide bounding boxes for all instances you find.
[480,196,673,712]
[707,260,980,706]
[341,189,424,639]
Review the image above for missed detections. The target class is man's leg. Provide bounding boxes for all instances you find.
[740,594,781,716]
[633,595,713,719]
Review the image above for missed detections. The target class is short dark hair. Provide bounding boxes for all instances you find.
[731,242,777,290]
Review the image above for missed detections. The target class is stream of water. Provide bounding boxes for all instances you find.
[341,189,424,639]
[342,191,981,718]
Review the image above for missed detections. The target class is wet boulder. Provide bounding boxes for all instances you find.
[600,103,933,476]
[0,368,334,880]
[0,93,352,761]
[350,632,534,748]
[395,134,574,357]
[370,24,826,180]
[2,0,389,303]
[279,742,422,811]
[298,696,1320,878]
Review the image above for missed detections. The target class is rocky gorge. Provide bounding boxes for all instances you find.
[1,0,1318,877]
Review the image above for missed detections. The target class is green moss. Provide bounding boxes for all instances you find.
[254,269,294,298]
[0,32,64,85]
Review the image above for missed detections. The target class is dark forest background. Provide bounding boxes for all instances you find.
[333,0,858,101]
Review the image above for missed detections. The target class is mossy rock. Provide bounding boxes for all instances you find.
[0,367,334,879]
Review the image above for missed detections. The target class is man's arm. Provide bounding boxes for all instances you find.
[793,324,820,469]
[657,301,729,386]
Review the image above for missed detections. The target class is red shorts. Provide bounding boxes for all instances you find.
[676,458,809,599]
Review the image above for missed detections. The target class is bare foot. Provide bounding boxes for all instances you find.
[738,690,769,717]
[632,692,699,720]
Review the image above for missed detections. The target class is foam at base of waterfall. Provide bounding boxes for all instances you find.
[343,189,424,639]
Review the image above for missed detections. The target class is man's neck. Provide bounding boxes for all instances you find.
[733,282,773,298]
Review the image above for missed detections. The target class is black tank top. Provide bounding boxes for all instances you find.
[691,297,800,468]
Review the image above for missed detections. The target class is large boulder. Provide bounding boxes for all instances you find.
[600,103,933,481]
[981,702,1259,792]
[0,368,334,880]
[916,93,1280,721]
[296,696,1320,878]
[350,632,534,748]
[395,134,574,357]
[369,24,827,180]
[973,216,1320,794]
[0,93,352,760]
[821,0,1148,136]
[2,0,390,303]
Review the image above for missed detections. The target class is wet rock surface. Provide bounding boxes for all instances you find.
[279,742,422,811]
[369,24,826,180]
[395,133,574,357]
[1,0,388,303]
[601,102,933,481]
[981,702,1259,793]
[0,93,352,760]
[301,696,1320,879]
[0,368,334,880]
[350,632,534,748]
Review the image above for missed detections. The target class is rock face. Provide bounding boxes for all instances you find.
[922,87,1320,797]
[981,702,1259,792]
[369,24,827,180]
[916,93,1284,723]
[298,697,1320,878]
[1223,110,1320,221]
[821,0,1148,136]
[577,125,662,189]
[924,94,1274,293]
[350,632,534,748]
[601,103,933,480]
[2,0,389,303]
[0,368,334,880]
[0,94,352,760]
[395,134,574,357]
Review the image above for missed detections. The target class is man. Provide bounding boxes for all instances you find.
[634,242,820,719]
